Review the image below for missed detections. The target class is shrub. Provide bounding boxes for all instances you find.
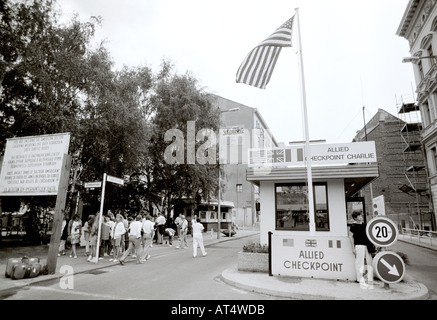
[243,241,269,253]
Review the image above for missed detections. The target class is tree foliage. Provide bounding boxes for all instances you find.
[0,0,221,218]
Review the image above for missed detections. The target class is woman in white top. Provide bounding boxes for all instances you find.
[111,214,126,262]
[69,215,82,258]
[192,218,207,258]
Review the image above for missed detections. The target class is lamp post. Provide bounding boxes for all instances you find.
[217,107,240,239]
[402,55,437,63]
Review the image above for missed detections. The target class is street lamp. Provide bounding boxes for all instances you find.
[402,55,437,63]
[217,107,240,239]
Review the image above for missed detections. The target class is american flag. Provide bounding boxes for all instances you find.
[236,16,294,89]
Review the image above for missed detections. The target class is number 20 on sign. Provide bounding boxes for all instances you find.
[366,217,399,247]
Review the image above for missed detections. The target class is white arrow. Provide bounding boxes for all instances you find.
[381,258,400,276]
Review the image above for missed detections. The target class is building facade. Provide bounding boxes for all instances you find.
[212,95,277,228]
[353,108,433,230]
[397,0,437,230]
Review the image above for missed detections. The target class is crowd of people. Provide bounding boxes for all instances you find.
[58,210,207,265]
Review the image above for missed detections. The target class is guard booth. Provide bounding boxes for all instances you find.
[247,141,379,281]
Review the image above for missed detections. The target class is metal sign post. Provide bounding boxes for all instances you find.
[94,173,107,263]
[93,173,124,264]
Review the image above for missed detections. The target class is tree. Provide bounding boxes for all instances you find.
[143,66,220,217]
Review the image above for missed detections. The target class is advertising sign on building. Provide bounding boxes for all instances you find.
[0,133,70,196]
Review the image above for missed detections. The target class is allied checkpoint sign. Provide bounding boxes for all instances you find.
[271,235,356,281]
[248,141,376,167]
[0,133,70,196]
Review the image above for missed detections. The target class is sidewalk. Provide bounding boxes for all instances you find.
[0,230,432,300]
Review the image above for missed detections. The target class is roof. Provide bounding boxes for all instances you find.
[397,0,421,38]
[246,163,379,196]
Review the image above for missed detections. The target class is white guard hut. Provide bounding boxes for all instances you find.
[247,141,379,281]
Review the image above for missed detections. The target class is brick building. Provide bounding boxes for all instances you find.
[353,108,433,230]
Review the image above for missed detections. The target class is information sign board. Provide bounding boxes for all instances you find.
[0,133,70,196]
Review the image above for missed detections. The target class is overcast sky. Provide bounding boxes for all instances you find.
[56,0,415,144]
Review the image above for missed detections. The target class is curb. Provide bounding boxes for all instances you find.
[220,265,430,300]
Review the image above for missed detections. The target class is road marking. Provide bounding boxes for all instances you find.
[30,286,143,300]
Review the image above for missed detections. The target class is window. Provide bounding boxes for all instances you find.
[432,147,437,175]
[427,44,437,66]
[275,182,329,231]
[236,184,242,193]
[422,101,431,128]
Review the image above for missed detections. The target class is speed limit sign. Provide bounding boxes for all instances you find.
[366,217,398,247]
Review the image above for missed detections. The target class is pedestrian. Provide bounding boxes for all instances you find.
[165,227,176,246]
[107,210,115,256]
[156,213,166,244]
[58,213,69,256]
[140,215,155,262]
[176,215,188,249]
[119,215,144,265]
[110,213,126,262]
[121,213,129,252]
[349,211,375,286]
[101,216,111,257]
[82,215,92,257]
[174,213,183,238]
[88,213,100,263]
[192,218,207,257]
[69,214,82,259]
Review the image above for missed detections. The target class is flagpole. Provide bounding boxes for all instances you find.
[295,8,316,234]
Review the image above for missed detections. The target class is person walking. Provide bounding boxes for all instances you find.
[58,213,69,256]
[110,213,126,262]
[176,215,188,249]
[101,216,111,257]
[82,215,92,257]
[69,214,82,259]
[107,211,115,256]
[88,213,101,263]
[155,213,166,244]
[119,215,143,265]
[174,213,183,238]
[140,215,155,262]
[192,218,207,257]
[349,211,374,286]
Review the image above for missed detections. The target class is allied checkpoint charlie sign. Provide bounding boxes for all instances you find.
[247,141,379,281]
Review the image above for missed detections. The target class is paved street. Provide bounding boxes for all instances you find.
[0,230,279,300]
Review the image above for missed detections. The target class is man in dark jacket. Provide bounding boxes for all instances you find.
[349,211,374,286]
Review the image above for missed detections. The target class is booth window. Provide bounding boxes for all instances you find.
[275,182,329,231]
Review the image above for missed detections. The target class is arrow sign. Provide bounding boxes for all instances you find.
[373,251,405,284]
[380,258,400,277]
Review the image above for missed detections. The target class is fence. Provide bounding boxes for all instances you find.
[399,228,437,247]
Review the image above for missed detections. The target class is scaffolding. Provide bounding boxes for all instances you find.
[396,94,431,230]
